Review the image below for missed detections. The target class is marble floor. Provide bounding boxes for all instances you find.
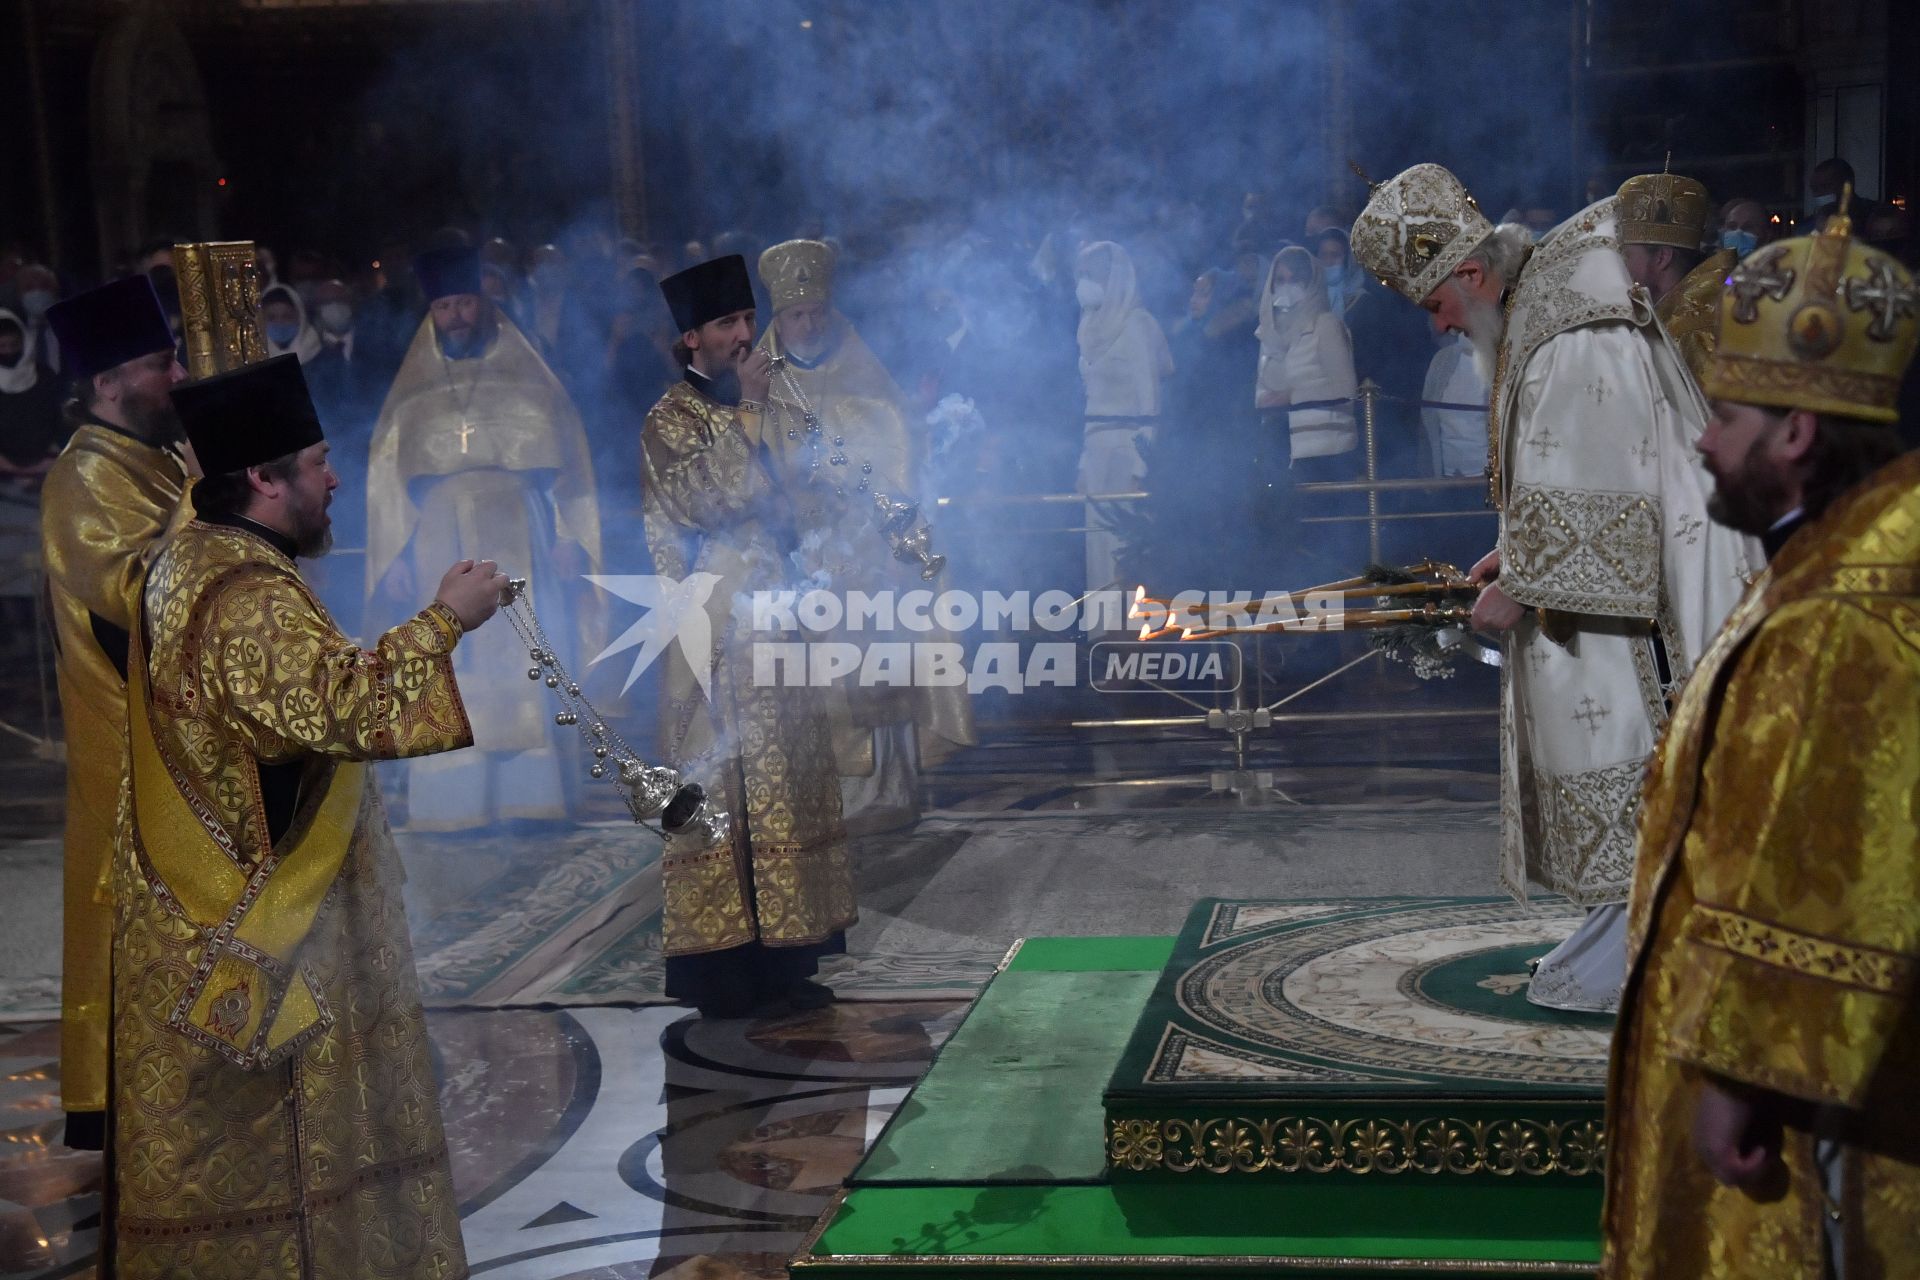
[0,655,1501,1278]
[0,1000,967,1278]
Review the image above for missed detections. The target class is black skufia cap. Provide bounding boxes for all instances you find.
[414,245,483,302]
[171,354,325,478]
[659,255,755,333]
[45,276,176,379]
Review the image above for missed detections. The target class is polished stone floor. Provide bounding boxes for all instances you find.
[1,1001,966,1278]
[0,651,1501,1277]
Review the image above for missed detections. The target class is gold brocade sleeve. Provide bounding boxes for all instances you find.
[641,390,780,580]
[41,444,183,628]
[1656,248,1734,387]
[643,397,772,529]
[207,567,474,763]
[1662,600,1920,1107]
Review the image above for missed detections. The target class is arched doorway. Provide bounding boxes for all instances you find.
[88,11,221,271]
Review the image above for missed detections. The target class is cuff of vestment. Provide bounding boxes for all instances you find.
[419,601,466,649]
[1662,901,1912,1108]
[1497,484,1663,618]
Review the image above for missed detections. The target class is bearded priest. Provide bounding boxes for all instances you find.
[755,238,975,833]
[39,276,190,1149]
[1615,171,1737,386]
[364,244,602,830]
[1351,164,1760,1013]
[1604,199,1920,1277]
[112,353,509,1278]
[640,256,854,1018]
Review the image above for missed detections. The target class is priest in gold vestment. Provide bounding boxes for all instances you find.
[755,239,975,833]
[114,354,509,1278]
[366,245,602,830]
[1604,206,1920,1277]
[1615,171,1738,384]
[39,277,188,1149]
[641,256,853,1017]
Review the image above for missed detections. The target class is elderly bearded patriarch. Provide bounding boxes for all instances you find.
[1352,164,1761,1013]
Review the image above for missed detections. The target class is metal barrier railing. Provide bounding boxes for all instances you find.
[0,547,62,760]
[931,381,1494,563]
[931,381,1501,766]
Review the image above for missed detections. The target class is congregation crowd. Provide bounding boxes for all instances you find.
[10,157,1908,637]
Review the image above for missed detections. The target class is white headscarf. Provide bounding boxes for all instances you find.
[0,309,38,396]
[1255,245,1329,353]
[261,284,324,365]
[1075,240,1172,377]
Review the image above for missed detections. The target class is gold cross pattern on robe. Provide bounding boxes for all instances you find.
[456,421,475,454]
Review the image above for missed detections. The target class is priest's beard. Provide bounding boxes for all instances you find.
[1455,286,1507,386]
[126,393,186,447]
[1704,445,1793,536]
[781,319,840,366]
[286,484,334,558]
[439,312,498,361]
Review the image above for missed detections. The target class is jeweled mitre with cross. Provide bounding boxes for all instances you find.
[1702,200,1920,423]
[1349,163,1495,303]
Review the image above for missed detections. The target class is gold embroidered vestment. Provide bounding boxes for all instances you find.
[112,519,473,1279]
[758,315,975,776]
[1603,451,1920,1276]
[40,422,187,1118]
[1655,247,1738,387]
[640,379,854,957]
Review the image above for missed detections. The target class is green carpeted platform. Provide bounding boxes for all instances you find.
[795,929,1602,1278]
[856,937,1170,1185]
[1103,898,1609,1181]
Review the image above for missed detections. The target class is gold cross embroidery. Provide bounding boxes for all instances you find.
[455,421,475,454]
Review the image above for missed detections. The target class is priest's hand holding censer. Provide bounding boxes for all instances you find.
[766,342,947,582]
[497,574,730,847]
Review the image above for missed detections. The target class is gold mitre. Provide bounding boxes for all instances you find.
[758,239,835,313]
[1615,172,1711,249]
[1349,163,1494,303]
[1701,193,1920,424]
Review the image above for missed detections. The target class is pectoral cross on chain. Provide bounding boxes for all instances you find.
[1729,248,1795,323]
[455,421,475,454]
[1843,259,1920,341]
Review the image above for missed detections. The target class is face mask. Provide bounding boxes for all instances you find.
[21,290,54,320]
[1813,194,1838,211]
[266,321,300,346]
[1719,229,1758,258]
[535,265,566,292]
[1272,283,1307,310]
[1075,279,1105,309]
[317,303,353,334]
[1323,264,1347,287]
